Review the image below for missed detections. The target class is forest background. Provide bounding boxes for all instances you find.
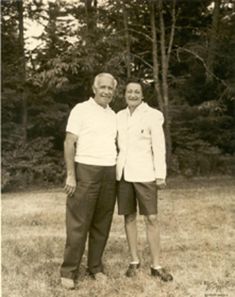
[2,0,235,191]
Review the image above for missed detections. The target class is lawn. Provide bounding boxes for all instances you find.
[1,177,235,297]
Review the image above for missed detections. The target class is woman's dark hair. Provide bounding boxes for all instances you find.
[126,78,145,93]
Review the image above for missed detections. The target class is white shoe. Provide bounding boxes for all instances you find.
[94,272,108,282]
[61,277,75,289]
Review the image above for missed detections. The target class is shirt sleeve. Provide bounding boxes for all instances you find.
[66,104,83,137]
[150,111,167,180]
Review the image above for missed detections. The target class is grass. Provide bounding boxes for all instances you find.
[1,177,235,297]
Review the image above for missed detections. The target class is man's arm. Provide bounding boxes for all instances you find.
[64,132,78,197]
[156,178,166,190]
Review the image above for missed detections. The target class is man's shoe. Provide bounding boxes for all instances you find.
[150,267,173,282]
[61,277,75,289]
[125,263,140,277]
[87,270,107,281]
[93,272,108,281]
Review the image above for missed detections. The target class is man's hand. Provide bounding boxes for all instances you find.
[156,178,166,190]
[64,175,76,197]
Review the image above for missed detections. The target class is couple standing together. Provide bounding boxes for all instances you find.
[60,72,173,289]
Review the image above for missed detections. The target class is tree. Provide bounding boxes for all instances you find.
[16,0,28,143]
[207,0,222,83]
[150,0,176,166]
[2,0,235,190]
[122,0,131,78]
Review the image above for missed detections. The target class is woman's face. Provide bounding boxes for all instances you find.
[125,83,143,110]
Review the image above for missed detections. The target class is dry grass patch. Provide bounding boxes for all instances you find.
[2,177,235,297]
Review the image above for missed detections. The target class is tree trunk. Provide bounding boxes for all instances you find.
[207,0,221,82]
[85,0,97,41]
[150,0,176,169]
[158,0,172,167]
[123,2,131,78]
[85,0,97,81]
[48,1,58,58]
[150,0,163,111]
[17,0,27,143]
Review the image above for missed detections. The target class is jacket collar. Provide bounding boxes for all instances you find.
[126,102,149,116]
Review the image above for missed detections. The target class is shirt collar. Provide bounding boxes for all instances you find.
[88,97,111,111]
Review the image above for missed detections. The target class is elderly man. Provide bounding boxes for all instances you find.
[116,80,173,281]
[60,73,118,289]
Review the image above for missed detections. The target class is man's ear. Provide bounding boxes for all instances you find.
[92,85,96,95]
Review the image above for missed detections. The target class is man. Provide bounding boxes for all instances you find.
[116,81,173,281]
[60,73,118,289]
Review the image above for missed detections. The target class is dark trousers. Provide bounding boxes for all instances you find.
[60,163,116,279]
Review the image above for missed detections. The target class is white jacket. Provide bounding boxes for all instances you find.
[116,102,166,182]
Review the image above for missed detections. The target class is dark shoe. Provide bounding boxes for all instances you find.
[125,263,140,277]
[151,267,173,282]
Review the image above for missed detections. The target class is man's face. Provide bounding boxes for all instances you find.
[125,83,143,109]
[93,75,115,108]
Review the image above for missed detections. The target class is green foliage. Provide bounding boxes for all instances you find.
[2,136,65,191]
[170,101,235,176]
[2,0,235,191]
[1,88,68,191]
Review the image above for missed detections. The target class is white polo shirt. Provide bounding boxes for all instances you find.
[66,97,117,166]
[116,102,166,182]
